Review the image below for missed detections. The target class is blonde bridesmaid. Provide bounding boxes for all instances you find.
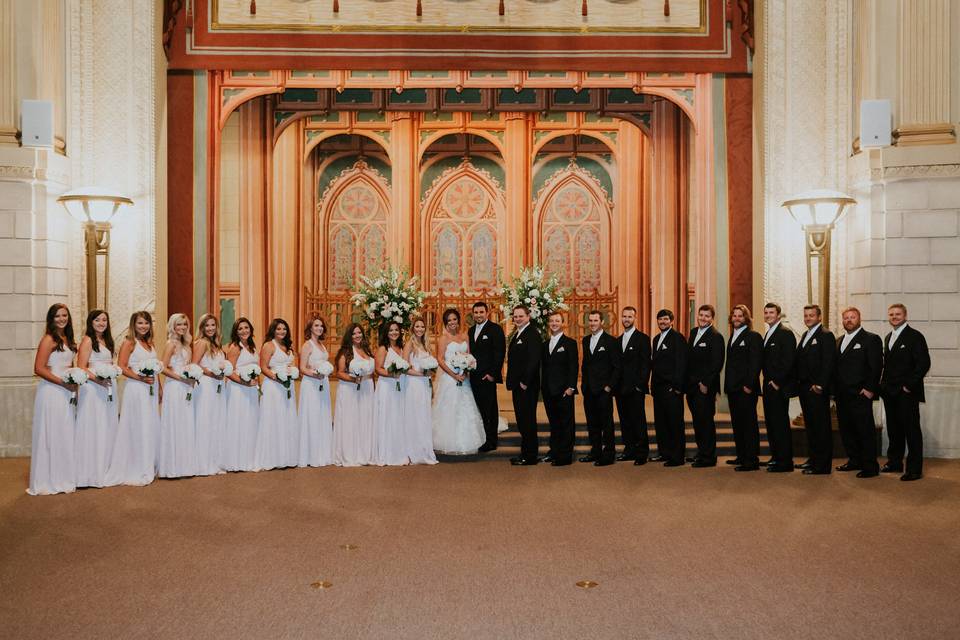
[192,313,228,475]
[403,317,438,465]
[158,313,198,478]
[298,314,334,468]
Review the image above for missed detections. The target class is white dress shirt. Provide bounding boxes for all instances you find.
[514,323,528,341]
[656,328,671,350]
[731,325,747,345]
[694,325,709,346]
[764,321,781,346]
[889,323,908,348]
[474,320,487,340]
[589,330,602,354]
[802,323,821,348]
[548,331,563,354]
[840,326,862,353]
[621,326,635,351]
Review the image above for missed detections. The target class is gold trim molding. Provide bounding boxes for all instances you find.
[893,123,956,146]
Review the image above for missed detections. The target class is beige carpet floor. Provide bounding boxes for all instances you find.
[1,456,959,639]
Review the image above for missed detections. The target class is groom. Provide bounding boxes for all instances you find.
[506,305,543,465]
[468,301,506,452]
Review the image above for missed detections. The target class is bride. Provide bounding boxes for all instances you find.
[432,308,486,455]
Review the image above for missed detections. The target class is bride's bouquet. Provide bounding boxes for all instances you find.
[449,351,477,387]
[209,360,234,394]
[499,264,569,336]
[386,355,411,392]
[237,362,262,395]
[62,368,88,406]
[350,265,426,337]
[92,363,122,402]
[349,357,375,390]
[275,365,300,399]
[314,360,334,391]
[136,358,163,396]
[180,363,203,401]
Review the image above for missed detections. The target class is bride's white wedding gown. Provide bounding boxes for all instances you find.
[431,340,486,455]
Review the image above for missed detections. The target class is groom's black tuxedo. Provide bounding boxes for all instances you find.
[468,320,506,448]
[506,324,542,462]
[541,333,578,463]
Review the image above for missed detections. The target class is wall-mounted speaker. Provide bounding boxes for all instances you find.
[20,99,53,147]
[860,99,892,148]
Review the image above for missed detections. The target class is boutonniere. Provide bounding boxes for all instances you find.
[811,338,818,345]
[556,346,565,353]
[853,343,862,349]
[739,340,746,346]
[482,335,489,340]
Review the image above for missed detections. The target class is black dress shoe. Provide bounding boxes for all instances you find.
[836,462,861,472]
[802,468,830,475]
[856,470,878,478]
[881,463,904,474]
[511,457,538,466]
[616,452,636,461]
[594,459,614,467]
[795,461,812,470]
[649,455,666,463]
[663,460,685,467]
[766,464,793,473]
[685,456,698,463]
[691,460,716,468]
[551,459,573,467]
[725,458,742,466]
[759,459,773,467]
[633,458,648,466]
[578,455,597,463]
[734,464,760,472]
[539,455,555,463]
[478,443,497,453]
[900,472,923,482]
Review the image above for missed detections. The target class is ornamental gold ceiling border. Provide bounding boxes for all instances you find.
[210,0,707,34]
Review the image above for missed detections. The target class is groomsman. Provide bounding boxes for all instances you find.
[834,306,883,478]
[580,310,621,466]
[794,304,836,475]
[761,302,797,472]
[880,303,930,481]
[506,305,543,466]
[468,301,506,452]
[615,306,651,464]
[540,311,578,466]
[684,304,725,467]
[651,309,688,467]
[724,304,763,471]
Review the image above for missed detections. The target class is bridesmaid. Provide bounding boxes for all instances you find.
[298,313,334,468]
[333,323,376,467]
[192,313,228,476]
[373,321,409,466]
[223,317,260,472]
[253,318,298,471]
[104,311,160,487]
[75,309,119,488]
[158,313,198,478]
[28,303,78,495]
[403,317,438,465]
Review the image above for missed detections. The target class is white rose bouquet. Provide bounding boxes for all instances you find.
[350,265,426,338]
[418,354,439,389]
[314,360,335,391]
[449,351,477,387]
[209,360,234,393]
[275,365,300,399]
[499,264,568,337]
[386,354,411,391]
[237,362,262,394]
[136,358,163,396]
[92,363,122,402]
[180,363,203,401]
[62,368,88,406]
[348,357,375,390]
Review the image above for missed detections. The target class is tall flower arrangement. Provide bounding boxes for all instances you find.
[499,265,569,336]
[350,266,426,336]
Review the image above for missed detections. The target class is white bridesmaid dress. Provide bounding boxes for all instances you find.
[74,345,119,488]
[253,341,298,471]
[104,341,159,487]
[223,346,260,471]
[432,340,486,455]
[28,347,77,495]
[373,348,410,466]
[404,350,438,465]
[297,343,334,467]
[157,346,198,478]
[333,350,376,467]
[194,350,228,476]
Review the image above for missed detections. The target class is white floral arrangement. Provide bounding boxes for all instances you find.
[314,360,335,391]
[418,354,440,389]
[92,363,122,402]
[499,264,569,336]
[350,265,426,336]
[209,360,234,394]
[62,368,88,406]
[448,351,477,387]
[348,357,375,390]
[136,358,163,396]
[237,363,262,394]
[386,354,411,391]
[275,365,300,399]
[180,363,204,401]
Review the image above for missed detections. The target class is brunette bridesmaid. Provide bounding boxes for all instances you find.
[333,323,376,466]
[223,317,261,472]
[75,309,119,488]
[253,318,299,471]
[373,321,410,466]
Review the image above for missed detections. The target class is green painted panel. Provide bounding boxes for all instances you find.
[538,112,568,123]
[274,110,295,127]
[220,298,236,337]
[497,88,538,104]
[291,70,331,78]
[606,88,646,105]
[420,155,504,199]
[528,71,567,78]
[193,71,209,317]
[334,89,376,104]
[221,88,244,106]
[584,113,615,123]
[423,111,455,122]
[388,88,429,105]
[469,112,500,122]
[281,88,320,103]
[409,70,449,79]
[469,70,509,78]
[443,88,483,104]
[356,111,386,122]
[587,71,627,78]
[233,70,270,77]
[350,70,390,78]
[310,112,341,124]
[532,156,613,200]
[552,88,592,106]
[318,154,392,199]
[676,89,695,105]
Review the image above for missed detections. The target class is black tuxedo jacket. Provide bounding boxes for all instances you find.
[468,321,506,384]
[762,323,797,395]
[618,329,651,395]
[581,332,621,395]
[685,326,725,395]
[834,329,883,398]
[881,325,930,401]
[505,325,542,391]
[795,325,836,389]
[651,329,688,392]
[542,334,579,397]
[724,328,763,394]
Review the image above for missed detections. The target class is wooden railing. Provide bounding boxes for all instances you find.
[303,287,619,346]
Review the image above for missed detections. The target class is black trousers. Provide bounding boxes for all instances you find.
[543,392,575,462]
[583,389,615,461]
[761,384,793,467]
[615,391,648,458]
[836,392,879,473]
[470,377,500,448]
[798,386,833,471]
[652,388,685,463]
[884,394,923,474]
[686,390,717,463]
[511,385,540,461]
[727,390,760,465]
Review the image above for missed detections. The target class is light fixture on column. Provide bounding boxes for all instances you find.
[781,189,856,324]
[57,187,133,311]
